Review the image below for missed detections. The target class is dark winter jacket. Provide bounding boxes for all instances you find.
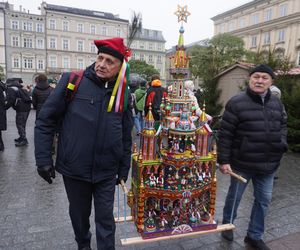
[0,83,6,131]
[32,80,53,117]
[217,87,287,174]
[10,84,31,112]
[0,83,16,130]
[145,86,168,120]
[34,64,134,183]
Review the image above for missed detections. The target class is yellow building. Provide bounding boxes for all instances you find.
[212,0,300,66]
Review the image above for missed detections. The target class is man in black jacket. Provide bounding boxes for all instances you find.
[10,79,31,146]
[218,64,287,250]
[32,73,53,118]
[34,38,133,250]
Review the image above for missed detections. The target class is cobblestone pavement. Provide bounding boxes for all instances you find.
[1,109,300,250]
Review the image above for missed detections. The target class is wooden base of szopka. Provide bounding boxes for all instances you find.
[120,223,235,246]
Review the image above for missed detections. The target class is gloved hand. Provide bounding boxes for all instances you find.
[37,165,55,184]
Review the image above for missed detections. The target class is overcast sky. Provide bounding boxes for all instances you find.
[6,0,251,48]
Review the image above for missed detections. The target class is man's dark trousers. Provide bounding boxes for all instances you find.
[63,175,116,250]
[16,111,30,139]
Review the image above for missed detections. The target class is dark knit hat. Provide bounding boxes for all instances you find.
[94,38,131,62]
[249,64,275,79]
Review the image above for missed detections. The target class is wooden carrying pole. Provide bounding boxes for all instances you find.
[228,171,247,183]
[120,224,235,245]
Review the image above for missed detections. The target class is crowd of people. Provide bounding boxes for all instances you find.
[0,38,287,250]
[0,74,54,150]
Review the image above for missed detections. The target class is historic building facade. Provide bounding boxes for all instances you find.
[211,0,300,66]
[130,28,166,81]
[1,2,166,84]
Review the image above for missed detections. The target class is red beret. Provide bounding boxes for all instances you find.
[94,38,131,62]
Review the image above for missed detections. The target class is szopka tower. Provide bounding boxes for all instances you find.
[127,5,218,239]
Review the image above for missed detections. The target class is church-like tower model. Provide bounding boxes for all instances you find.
[127,5,217,239]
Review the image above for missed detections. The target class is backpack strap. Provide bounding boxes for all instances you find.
[65,70,85,103]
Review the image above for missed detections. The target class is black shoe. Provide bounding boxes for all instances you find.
[15,138,28,147]
[0,145,4,152]
[221,230,233,241]
[14,137,22,142]
[244,236,270,250]
[274,176,279,180]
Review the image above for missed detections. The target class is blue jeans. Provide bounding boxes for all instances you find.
[133,112,143,134]
[222,171,275,240]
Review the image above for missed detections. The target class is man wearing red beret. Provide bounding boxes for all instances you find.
[34,37,133,250]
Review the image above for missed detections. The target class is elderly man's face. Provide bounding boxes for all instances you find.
[249,72,273,94]
[94,53,122,81]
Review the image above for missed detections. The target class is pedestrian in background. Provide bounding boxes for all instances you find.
[0,81,7,151]
[32,74,53,118]
[10,79,31,147]
[144,75,168,122]
[218,64,287,250]
[133,76,147,135]
[34,37,133,250]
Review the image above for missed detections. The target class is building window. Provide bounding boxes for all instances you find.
[49,38,56,49]
[220,23,225,33]
[278,29,285,42]
[279,4,288,17]
[251,36,257,47]
[77,58,84,69]
[90,25,96,34]
[36,38,44,49]
[131,53,136,60]
[77,40,84,52]
[36,23,44,32]
[297,51,300,66]
[251,13,259,25]
[116,29,121,37]
[101,26,107,36]
[49,56,57,68]
[148,54,153,63]
[140,54,144,61]
[62,39,69,50]
[11,20,19,29]
[265,9,272,21]
[12,57,20,68]
[49,19,56,29]
[23,22,33,31]
[263,32,270,45]
[90,42,96,53]
[239,18,245,28]
[157,55,162,63]
[23,38,33,48]
[131,42,136,49]
[139,42,145,49]
[157,44,162,51]
[63,21,69,31]
[12,36,19,47]
[23,58,33,69]
[62,57,70,69]
[149,43,153,50]
[228,21,235,32]
[77,23,84,33]
[37,59,44,70]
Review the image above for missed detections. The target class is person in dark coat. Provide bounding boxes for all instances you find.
[218,64,287,250]
[32,74,53,118]
[10,80,31,147]
[144,75,168,121]
[34,37,133,250]
[0,81,7,151]
[0,81,17,151]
